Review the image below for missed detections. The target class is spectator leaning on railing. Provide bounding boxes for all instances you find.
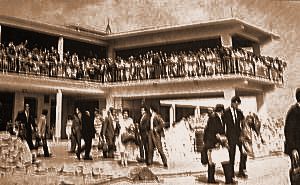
[0,41,286,84]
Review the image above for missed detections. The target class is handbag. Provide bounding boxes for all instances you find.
[290,150,300,185]
[210,145,230,164]
[121,129,136,144]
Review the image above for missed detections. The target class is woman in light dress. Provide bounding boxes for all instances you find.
[117,110,137,167]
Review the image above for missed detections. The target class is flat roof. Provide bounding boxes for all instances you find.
[0,15,279,46]
[105,18,279,44]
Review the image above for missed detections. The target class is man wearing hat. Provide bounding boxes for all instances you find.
[204,104,233,184]
[223,96,247,180]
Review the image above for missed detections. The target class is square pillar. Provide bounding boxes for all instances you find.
[221,33,233,47]
[58,37,64,62]
[55,89,63,140]
[105,94,122,111]
[252,43,261,56]
[224,88,236,106]
[0,25,2,44]
[256,92,268,120]
[107,45,115,59]
[169,104,175,125]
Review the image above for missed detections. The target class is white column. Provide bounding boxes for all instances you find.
[105,94,122,111]
[224,88,236,107]
[221,33,233,47]
[114,97,122,111]
[256,92,268,120]
[55,89,63,140]
[0,25,2,44]
[105,94,114,111]
[58,37,64,62]
[169,104,175,125]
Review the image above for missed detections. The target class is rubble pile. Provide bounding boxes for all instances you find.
[130,166,159,182]
[0,132,32,174]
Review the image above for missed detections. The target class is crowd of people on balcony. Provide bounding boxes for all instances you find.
[0,41,286,83]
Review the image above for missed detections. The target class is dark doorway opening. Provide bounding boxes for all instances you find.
[0,92,14,131]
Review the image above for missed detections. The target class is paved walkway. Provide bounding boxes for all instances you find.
[0,141,291,185]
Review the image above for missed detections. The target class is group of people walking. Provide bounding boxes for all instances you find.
[203,96,250,184]
[65,104,168,168]
[14,104,51,158]
[2,91,299,184]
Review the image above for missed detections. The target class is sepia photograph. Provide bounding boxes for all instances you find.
[0,0,299,184]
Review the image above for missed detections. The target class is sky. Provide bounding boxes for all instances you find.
[0,0,299,116]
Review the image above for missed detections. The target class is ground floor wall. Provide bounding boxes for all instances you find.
[2,85,294,139]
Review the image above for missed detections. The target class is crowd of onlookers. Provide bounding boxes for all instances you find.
[0,41,286,83]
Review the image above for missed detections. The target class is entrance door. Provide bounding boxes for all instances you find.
[0,92,14,131]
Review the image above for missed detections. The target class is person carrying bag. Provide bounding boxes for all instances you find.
[203,104,234,184]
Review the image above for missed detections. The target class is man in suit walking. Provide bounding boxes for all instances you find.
[78,110,96,160]
[148,105,168,168]
[137,106,151,164]
[223,96,247,179]
[15,103,36,150]
[204,104,234,184]
[101,107,120,158]
[72,107,82,159]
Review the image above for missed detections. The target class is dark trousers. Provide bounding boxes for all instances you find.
[35,136,49,156]
[71,129,81,153]
[79,137,92,158]
[229,142,247,175]
[42,137,49,157]
[148,131,167,166]
[139,134,149,163]
[26,132,35,150]
[103,136,115,158]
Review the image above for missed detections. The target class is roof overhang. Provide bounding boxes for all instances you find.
[105,18,279,49]
[0,15,108,46]
[0,16,279,50]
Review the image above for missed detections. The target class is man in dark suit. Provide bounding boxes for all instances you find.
[101,107,120,158]
[223,96,247,179]
[137,106,151,164]
[285,88,300,185]
[72,107,82,159]
[148,105,168,168]
[15,103,36,150]
[204,104,234,184]
[78,110,96,160]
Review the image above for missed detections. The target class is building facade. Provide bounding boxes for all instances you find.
[0,15,284,139]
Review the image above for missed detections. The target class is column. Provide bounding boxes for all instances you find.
[252,43,261,56]
[55,89,62,141]
[105,94,122,111]
[169,104,176,125]
[58,36,64,62]
[221,33,233,47]
[105,94,114,111]
[107,45,115,59]
[256,92,268,120]
[0,25,2,44]
[224,88,236,106]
